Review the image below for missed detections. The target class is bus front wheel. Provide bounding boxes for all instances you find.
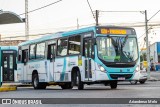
[110,81,117,89]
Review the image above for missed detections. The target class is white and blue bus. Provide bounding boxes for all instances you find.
[0,46,17,86]
[17,26,139,90]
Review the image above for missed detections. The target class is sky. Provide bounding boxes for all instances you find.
[0,0,160,48]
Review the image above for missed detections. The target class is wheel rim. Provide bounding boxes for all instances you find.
[34,77,38,87]
[76,75,79,85]
[130,80,137,84]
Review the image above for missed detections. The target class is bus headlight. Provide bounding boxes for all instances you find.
[98,64,106,72]
[135,65,140,72]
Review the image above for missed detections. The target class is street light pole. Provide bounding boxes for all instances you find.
[145,10,150,79]
[25,0,29,40]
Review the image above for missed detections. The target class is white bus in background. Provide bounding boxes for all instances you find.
[17,26,140,90]
[0,46,17,86]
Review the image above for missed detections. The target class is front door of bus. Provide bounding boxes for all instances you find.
[22,49,28,82]
[84,38,93,81]
[48,44,56,81]
[2,51,16,82]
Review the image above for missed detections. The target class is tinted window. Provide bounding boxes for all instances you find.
[36,42,45,59]
[68,35,81,55]
[18,49,21,61]
[57,38,68,56]
[22,49,28,64]
[30,44,36,59]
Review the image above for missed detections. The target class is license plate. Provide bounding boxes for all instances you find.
[118,77,125,80]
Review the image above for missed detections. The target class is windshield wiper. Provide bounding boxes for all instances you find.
[123,51,134,62]
[122,35,128,48]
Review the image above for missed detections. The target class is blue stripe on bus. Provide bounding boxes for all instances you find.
[60,58,66,81]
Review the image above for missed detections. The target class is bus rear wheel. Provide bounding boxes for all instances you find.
[72,70,84,90]
[110,81,117,89]
[61,83,73,89]
[32,73,46,89]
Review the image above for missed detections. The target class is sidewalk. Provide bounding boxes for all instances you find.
[0,83,18,92]
[148,71,160,81]
[0,82,33,92]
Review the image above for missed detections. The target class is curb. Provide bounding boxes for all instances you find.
[148,79,158,81]
[0,85,17,92]
[17,84,32,87]
[148,78,160,81]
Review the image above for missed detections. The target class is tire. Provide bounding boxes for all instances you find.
[61,83,73,89]
[104,82,109,86]
[72,70,84,90]
[110,81,117,89]
[32,73,46,89]
[130,80,138,85]
[139,80,146,84]
[40,83,47,89]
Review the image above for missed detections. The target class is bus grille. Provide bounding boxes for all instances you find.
[110,74,133,79]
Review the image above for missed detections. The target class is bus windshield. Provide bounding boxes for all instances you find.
[96,36,138,63]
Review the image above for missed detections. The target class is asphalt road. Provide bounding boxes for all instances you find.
[0,81,160,107]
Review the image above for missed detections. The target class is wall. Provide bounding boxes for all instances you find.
[150,42,158,63]
[0,40,25,46]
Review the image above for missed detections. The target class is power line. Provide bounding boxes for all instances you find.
[1,32,54,39]
[2,21,160,34]
[86,0,96,22]
[100,23,160,28]
[138,10,160,40]
[99,10,142,13]
[148,10,160,22]
[0,0,63,23]
[138,27,153,39]
[19,0,63,16]
[1,23,95,39]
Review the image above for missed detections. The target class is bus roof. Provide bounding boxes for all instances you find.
[18,26,135,46]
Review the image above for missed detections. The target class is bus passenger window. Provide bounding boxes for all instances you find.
[68,35,81,55]
[57,38,68,56]
[48,44,55,60]
[22,50,28,64]
[18,49,21,61]
[36,42,45,59]
[29,44,36,59]
[18,55,21,62]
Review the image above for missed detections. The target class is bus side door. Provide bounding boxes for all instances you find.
[47,44,56,81]
[22,49,28,82]
[2,50,16,82]
[83,38,94,81]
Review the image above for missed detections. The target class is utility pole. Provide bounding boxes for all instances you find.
[25,0,29,40]
[95,10,99,26]
[77,18,79,29]
[145,10,150,79]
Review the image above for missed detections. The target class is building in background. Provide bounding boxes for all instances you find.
[0,39,25,46]
[149,42,160,71]
[0,34,25,46]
